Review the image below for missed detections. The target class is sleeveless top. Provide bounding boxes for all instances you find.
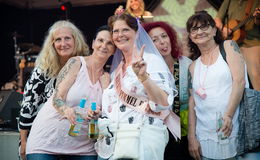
[26,56,103,155]
[192,52,239,159]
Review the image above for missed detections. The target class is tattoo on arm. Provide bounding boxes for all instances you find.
[55,58,77,88]
[52,58,77,113]
[230,41,241,54]
[53,96,67,113]
[54,98,65,108]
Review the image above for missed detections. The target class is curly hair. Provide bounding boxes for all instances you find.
[186,11,223,60]
[35,20,89,78]
[143,21,182,59]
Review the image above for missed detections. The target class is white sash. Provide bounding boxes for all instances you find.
[114,62,181,139]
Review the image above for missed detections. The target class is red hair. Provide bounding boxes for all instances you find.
[143,21,182,59]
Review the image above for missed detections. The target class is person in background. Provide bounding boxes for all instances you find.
[96,12,180,160]
[187,11,246,160]
[18,20,89,160]
[215,0,260,91]
[115,0,153,23]
[125,0,152,18]
[143,21,193,160]
[25,25,115,160]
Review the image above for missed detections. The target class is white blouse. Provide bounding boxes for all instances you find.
[193,52,239,159]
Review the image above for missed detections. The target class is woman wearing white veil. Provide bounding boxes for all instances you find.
[95,12,180,160]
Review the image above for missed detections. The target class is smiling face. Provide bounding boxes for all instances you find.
[92,30,115,59]
[148,27,172,57]
[130,0,141,10]
[189,22,216,45]
[53,27,75,62]
[112,20,136,52]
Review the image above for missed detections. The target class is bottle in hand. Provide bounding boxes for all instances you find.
[68,99,86,136]
[88,102,99,139]
[216,112,227,141]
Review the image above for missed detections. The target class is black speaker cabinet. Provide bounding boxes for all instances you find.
[0,90,23,130]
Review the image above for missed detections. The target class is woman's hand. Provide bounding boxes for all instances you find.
[63,107,76,125]
[20,141,26,160]
[222,27,232,39]
[86,106,101,120]
[132,45,148,81]
[114,5,124,15]
[188,136,202,160]
[100,72,110,90]
[221,114,233,137]
[253,7,260,25]
[253,7,260,17]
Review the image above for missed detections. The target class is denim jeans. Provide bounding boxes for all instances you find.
[237,151,260,160]
[201,156,237,160]
[26,154,97,160]
[97,157,132,160]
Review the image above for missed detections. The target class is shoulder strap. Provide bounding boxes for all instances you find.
[219,41,253,88]
[219,41,227,63]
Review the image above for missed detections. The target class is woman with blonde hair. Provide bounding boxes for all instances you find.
[18,20,89,160]
[25,24,115,160]
[126,0,152,18]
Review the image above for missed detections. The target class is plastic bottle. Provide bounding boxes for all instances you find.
[216,112,227,141]
[68,99,86,136]
[88,102,99,139]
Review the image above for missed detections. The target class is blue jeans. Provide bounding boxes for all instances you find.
[97,157,131,160]
[238,151,260,160]
[27,154,97,160]
[201,156,237,160]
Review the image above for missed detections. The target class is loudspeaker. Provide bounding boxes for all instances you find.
[0,90,23,130]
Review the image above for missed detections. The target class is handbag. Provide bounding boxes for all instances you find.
[219,41,260,155]
[113,123,141,159]
[237,88,260,155]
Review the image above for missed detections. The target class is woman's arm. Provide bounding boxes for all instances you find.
[222,40,246,136]
[19,67,52,160]
[52,57,81,124]
[187,63,201,160]
[140,73,170,106]
[132,46,171,107]
[19,129,28,160]
[19,68,51,130]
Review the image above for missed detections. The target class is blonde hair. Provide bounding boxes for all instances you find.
[35,20,89,78]
[126,0,145,17]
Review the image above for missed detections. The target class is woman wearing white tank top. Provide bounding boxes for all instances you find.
[186,11,246,160]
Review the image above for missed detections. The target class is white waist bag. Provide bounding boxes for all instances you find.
[113,123,142,160]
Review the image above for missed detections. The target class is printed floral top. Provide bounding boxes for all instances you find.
[19,67,56,130]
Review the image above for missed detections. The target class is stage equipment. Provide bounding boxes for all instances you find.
[0,90,23,130]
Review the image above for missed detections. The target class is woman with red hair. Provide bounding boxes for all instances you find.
[143,21,193,160]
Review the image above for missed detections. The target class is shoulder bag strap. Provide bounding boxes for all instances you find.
[219,41,227,63]
[219,41,253,88]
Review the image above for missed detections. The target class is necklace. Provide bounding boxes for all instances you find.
[196,44,217,99]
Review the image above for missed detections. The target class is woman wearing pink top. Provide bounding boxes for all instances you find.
[25,25,115,160]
